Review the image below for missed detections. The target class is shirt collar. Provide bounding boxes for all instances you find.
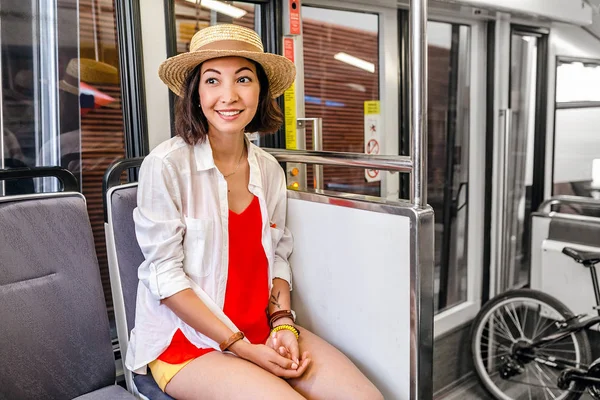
[193,134,263,189]
[193,137,216,171]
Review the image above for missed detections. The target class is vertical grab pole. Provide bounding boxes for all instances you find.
[312,118,323,190]
[410,0,428,207]
[0,6,5,197]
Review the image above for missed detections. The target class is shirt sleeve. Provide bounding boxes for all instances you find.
[270,166,294,289]
[133,155,192,300]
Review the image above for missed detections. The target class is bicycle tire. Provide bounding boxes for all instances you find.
[470,289,592,400]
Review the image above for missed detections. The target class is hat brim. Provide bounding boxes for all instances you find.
[158,49,296,98]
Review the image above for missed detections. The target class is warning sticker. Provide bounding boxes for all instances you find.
[283,38,297,150]
[284,82,297,150]
[364,100,380,115]
[364,100,381,183]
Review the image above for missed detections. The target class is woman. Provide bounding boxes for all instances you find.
[126,24,383,400]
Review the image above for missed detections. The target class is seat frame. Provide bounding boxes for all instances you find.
[105,182,139,394]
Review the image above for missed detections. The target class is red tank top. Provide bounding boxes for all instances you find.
[157,196,270,364]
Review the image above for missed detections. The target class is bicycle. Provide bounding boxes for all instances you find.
[471,247,600,400]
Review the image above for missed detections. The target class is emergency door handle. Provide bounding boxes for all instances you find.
[297,118,323,190]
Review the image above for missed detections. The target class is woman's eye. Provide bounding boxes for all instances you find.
[238,76,252,83]
[205,77,218,84]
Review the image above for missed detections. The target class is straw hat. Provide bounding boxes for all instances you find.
[59,58,120,109]
[64,58,119,85]
[59,58,120,95]
[158,24,296,98]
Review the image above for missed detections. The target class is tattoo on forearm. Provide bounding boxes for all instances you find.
[270,291,282,309]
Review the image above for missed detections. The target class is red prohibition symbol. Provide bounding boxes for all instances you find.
[367,169,379,179]
[366,139,379,155]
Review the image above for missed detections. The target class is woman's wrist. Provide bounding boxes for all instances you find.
[271,316,295,327]
[228,338,251,357]
[268,309,295,328]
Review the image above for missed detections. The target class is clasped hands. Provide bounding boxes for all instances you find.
[265,327,311,378]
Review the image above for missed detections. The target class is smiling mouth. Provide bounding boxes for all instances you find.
[216,110,243,117]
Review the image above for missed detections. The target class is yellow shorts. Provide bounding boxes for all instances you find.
[147,358,194,392]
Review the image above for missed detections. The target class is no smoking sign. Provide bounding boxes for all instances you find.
[364,101,381,183]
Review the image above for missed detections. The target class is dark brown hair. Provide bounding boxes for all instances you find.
[174,60,283,145]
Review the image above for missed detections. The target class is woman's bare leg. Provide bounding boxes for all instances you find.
[165,351,306,400]
[287,327,383,400]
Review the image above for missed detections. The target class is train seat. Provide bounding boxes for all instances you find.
[105,182,175,400]
[0,191,135,400]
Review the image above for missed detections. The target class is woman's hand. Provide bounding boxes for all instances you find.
[230,340,311,378]
[267,329,303,367]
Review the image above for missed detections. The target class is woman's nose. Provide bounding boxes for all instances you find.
[220,85,239,104]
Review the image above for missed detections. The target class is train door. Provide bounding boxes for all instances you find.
[424,16,487,329]
[491,22,549,295]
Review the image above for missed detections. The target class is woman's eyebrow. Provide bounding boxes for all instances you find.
[235,67,255,74]
[202,68,221,75]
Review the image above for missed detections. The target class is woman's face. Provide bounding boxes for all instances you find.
[198,56,260,137]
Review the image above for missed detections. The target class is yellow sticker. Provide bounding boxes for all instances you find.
[284,82,297,150]
[364,100,380,115]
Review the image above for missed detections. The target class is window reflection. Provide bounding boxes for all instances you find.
[302,6,380,196]
[1,0,127,320]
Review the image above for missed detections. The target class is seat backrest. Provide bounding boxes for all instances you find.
[105,183,144,389]
[0,193,115,400]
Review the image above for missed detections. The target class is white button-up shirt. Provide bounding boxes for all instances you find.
[125,135,293,374]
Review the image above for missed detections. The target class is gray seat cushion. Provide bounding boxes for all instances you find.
[0,195,115,399]
[134,373,175,400]
[73,385,136,400]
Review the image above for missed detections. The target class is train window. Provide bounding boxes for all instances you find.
[428,21,471,312]
[301,6,380,196]
[1,0,126,319]
[556,60,600,104]
[173,0,256,54]
[553,59,600,207]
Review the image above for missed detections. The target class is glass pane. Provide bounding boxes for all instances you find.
[556,60,600,104]
[553,60,600,216]
[503,32,538,290]
[1,0,80,193]
[302,6,380,196]
[2,0,127,320]
[174,0,256,54]
[428,21,471,312]
[77,0,127,319]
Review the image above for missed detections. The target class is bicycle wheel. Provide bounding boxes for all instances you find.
[471,289,592,400]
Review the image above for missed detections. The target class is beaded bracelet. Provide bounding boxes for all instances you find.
[271,324,300,340]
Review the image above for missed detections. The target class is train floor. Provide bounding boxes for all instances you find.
[437,377,595,400]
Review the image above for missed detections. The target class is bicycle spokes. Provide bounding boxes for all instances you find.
[474,297,584,400]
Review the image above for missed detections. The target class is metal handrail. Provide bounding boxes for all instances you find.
[0,166,79,192]
[264,149,414,173]
[538,195,600,213]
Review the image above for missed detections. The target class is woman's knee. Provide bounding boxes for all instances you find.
[290,327,383,400]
